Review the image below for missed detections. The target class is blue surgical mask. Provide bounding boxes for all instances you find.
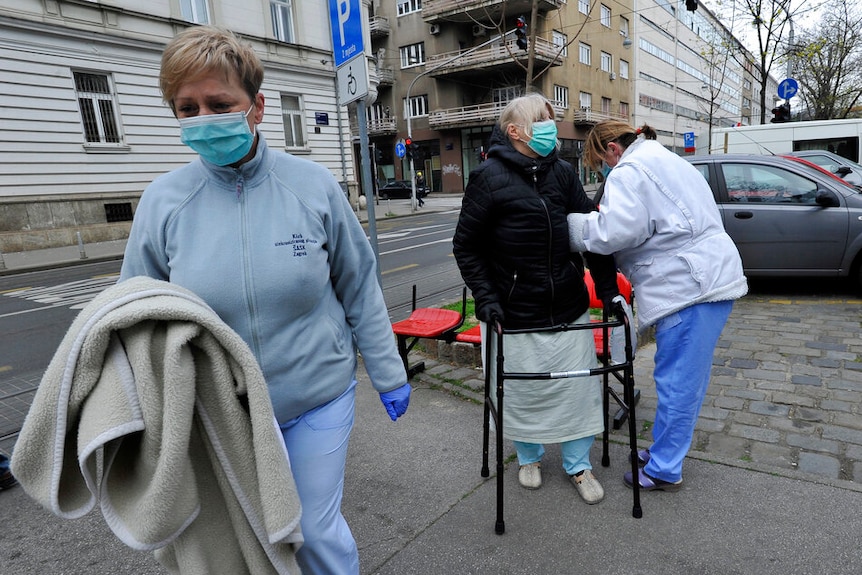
[601,163,612,179]
[527,120,558,157]
[179,105,255,166]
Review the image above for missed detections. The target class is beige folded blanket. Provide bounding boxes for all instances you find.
[12,276,302,574]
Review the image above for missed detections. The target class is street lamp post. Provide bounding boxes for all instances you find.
[404,29,516,211]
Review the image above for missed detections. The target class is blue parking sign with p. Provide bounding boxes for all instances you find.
[329,0,364,67]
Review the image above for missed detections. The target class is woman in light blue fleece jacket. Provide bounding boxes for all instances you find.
[120,26,410,575]
[568,121,748,493]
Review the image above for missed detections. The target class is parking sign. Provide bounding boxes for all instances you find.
[329,0,364,68]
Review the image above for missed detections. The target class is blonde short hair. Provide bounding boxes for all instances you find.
[159,26,263,113]
[498,93,555,138]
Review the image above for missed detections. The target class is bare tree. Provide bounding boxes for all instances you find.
[726,0,796,123]
[789,0,862,119]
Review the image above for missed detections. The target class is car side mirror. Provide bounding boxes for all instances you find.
[836,167,851,177]
[815,189,840,207]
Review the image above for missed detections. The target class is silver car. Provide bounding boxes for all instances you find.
[784,150,862,186]
[686,154,862,288]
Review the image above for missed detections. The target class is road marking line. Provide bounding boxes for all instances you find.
[383,264,418,276]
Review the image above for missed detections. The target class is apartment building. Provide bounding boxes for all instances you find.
[363,0,774,192]
[0,0,345,253]
[630,0,778,154]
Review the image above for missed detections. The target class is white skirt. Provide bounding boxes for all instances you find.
[482,311,604,444]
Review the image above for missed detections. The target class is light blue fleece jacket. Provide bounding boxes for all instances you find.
[120,134,407,422]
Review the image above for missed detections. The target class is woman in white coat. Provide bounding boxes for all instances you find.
[568,121,748,491]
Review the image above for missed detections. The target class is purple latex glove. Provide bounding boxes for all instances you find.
[379,383,412,421]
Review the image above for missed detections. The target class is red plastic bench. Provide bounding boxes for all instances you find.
[454,324,482,345]
[391,286,466,378]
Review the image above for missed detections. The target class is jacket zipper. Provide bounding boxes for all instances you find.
[535,172,555,325]
[236,174,263,360]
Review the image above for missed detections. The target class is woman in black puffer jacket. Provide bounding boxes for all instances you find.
[453,94,619,504]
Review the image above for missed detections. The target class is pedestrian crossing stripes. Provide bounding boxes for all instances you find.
[3,275,119,310]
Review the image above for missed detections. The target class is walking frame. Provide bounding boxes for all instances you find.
[480,306,643,535]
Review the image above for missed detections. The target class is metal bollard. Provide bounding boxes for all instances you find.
[76,231,88,260]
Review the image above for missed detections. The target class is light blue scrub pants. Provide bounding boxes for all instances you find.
[279,381,359,575]
[644,300,733,484]
[514,436,594,476]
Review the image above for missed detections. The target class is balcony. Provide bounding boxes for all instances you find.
[369,16,390,38]
[423,0,564,23]
[572,107,630,127]
[426,37,563,79]
[351,116,398,138]
[377,67,395,87]
[428,101,565,131]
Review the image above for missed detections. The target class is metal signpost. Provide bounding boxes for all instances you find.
[329,0,381,287]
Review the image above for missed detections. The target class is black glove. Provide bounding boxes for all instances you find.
[602,295,625,321]
[476,302,505,325]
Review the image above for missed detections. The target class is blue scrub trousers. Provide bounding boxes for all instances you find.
[645,300,733,484]
[279,381,359,575]
[514,436,595,476]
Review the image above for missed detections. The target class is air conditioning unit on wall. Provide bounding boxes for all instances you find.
[429,23,441,35]
[472,24,487,37]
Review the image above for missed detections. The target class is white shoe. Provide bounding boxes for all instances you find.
[571,469,604,504]
[518,462,542,489]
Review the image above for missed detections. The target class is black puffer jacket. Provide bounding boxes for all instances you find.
[453,126,619,330]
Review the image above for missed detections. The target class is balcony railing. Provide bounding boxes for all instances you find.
[572,107,630,125]
[426,37,563,76]
[428,100,565,130]
[376,67,395,86]
[423,0,564,21]
[351,116,398,137]
[369,16,390,38]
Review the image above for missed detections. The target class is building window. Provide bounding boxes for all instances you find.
[180,0,209,24]
[620,102,629,117]
[579,91,592,111]
[493,86,523,104]
[620,59,629,79]
[397,0,422,16]
[554,85,569,110]
[73,71,122,144]
[579,42,591,65]
[600,4,611,27]
[601,51,612,72]
[281,94,306,149]
[552,30,568,57]
[404,94,428,118]
[620,16,630,38]
[400,43,425,68]
[578,0,589,15]
[601,97,612,114]
[271,0,295,43]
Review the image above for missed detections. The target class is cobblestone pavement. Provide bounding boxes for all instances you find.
[412,291,862,485]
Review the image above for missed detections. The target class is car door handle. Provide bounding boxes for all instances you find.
[733,211,753,219]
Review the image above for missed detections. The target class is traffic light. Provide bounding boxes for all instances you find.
[770,102,791,123]
[405,137,413,160]
[515,17,528,51]
[374,145,383,164]
[685,0,697,11]
[408,139,421,163]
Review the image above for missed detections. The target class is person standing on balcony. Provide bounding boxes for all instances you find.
[568,120,747,492]
[119,26,411,574]
[453,93,621,504]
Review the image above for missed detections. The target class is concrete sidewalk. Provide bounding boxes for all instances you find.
[4,358,862,574]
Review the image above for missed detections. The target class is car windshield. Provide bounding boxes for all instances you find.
[781,155,862,193]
